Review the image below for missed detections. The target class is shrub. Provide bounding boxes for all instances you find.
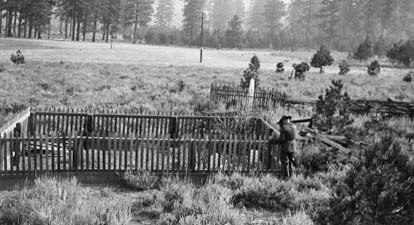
[177,80,186,92]
[367,60,381,75]
[121,170,160,191]
[403,71,414,82]
[313,80,354,134]
[338,60,350,75]
[315,137,414,225]
[231,176,297,211]
[310,45,334,73]
[386,40,414,66]
[281,210,315,225]
[210,173,245,190]
[0,177,131,225]
[292,62,310,81]
[240,55,260,89]
[276,62,285,73]
[354,36,374,61]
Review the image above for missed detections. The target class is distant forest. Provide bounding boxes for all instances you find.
[1,0,414,52]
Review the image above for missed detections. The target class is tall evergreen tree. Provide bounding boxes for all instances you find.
[248,0,266,31]
[210,0,232,31]
[182,0,205,45]
[317,0,342,49]
[264,0,286,48]
[155,0,174,28]
[123,0,154,44]
[287,0,322,48]
[99,0,121,42]
[225,15,243,48]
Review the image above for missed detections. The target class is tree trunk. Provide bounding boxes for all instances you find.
[92,14,97,42]
[133,15,138,44]
[18,12,22,37]
[82,7,88,41]
[0,9,2,36]
[7,9,13,37]
[102,29,105,41]
[76,12,81,41]
[48,21,51,39]
[28,18,32,38]
[72,0,77,41]
[65,17,68,39]
[105,24,110,43]
[59,18,63,34]
[37,26,41,39]
[320,67,324,73]
[13,9,17,35]
[23,16,27,38]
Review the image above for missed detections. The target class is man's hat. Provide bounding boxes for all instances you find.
[278,115,292,124]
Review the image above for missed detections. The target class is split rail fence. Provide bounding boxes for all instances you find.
[211,83,414,118]
[0,108,281,176]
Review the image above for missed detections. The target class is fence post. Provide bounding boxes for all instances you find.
[0,135,3,173]
[248,79,255,110]
[12,124,22,167]
[169,117,178,139]
[28,112,35,136]
[188,138,196,172]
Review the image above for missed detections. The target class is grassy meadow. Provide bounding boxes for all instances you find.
[1,38,414,224]
[1,38,413,125]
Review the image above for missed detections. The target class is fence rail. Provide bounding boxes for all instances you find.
[210,83,414,118]
[28,108,272,138]
[284,99,414,118]
[0,134,280,176]
[210,83,287,109]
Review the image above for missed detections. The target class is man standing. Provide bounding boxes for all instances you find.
[269,115,298,178]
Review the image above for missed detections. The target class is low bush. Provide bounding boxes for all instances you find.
[367,60,381,76]
[338,60,350,75]
[0,177,131,225]
[231,175,331,212]
[387,40,414,66]
[315,137,414,225]
[403,71,413,82]
[121,170,160,191]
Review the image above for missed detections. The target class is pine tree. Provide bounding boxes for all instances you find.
[182,0,205,45]
[311,45,334,73]
[264,0,286,48]
[248,0,266,31]
[122,0,154,44]
[210,0,233,31]
[317,0,342,48]
[288,0,321,48]
[155,0,174,28]
[354,36,374,61]
[374,35,387,58]
[225,15,243,48]
[100,0,121,43]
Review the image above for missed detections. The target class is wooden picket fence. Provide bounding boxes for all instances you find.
[210,83,287,109]
[0,134,280,176]
[0,108,31,137]
[0,108,281,176]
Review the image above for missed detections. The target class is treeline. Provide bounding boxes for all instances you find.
[1,0,414,52]
[0,0,53,39]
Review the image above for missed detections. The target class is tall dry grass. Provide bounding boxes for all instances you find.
[0,177,131,225]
